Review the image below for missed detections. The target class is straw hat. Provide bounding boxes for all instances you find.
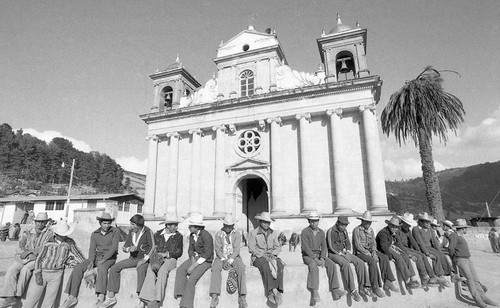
[34,212,50,222]
[160,213,182,225]
[430,219,440,227]
[96,212,115,222]
[417,212,432,222]
[186,213,205,227]
[52,220,75,237]
[222,213,238,225]
[442,220,454,229]
[385,216,401,227]
[255,212,274,223]
[455,219,469,229]
[356,211,376,222]
[398,213,417,227]
[306,211,321,221]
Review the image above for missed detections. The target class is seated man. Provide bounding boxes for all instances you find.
[174,213,213,308]
[327,215,371,301]
[352,211,398,298]
[0,212,54,308]
[61,212,121,308]
[139,213,183,308]
[209,213,247,308]
[376,216,420,290]
[23,220,85,308]
[99,214,155,308]
[412,212,453,286]
[398,213,440,287]
[449,219,498,308]
[248,212,284,306]
[301,211,346,306]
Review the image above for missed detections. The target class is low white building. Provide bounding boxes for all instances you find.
[0,193,144,225]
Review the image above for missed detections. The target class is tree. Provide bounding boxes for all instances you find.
[381,66,465,221]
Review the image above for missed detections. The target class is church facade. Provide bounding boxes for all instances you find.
[140,16,389,233]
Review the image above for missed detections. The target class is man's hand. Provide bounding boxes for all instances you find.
[222,260,231,271]
[371,251,379,262]
[27,254,37,261]
[129,245,137,252]
[35,272,43,286]
[187,263,197,275]
[315,258,325,267]
[87,261,94,271]
[20,251,31,259]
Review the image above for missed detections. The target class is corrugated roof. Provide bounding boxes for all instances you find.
[0,193,143,203]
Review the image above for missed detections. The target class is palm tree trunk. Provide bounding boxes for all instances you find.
[417,128,445,221]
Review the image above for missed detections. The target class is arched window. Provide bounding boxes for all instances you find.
[335,51,356,81]
[240,70,254,97]
[160,86,173,108]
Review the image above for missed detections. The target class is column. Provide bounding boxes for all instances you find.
[266,117,285,214]
[359,105,389,212]
[143,135,159,218]
[166,132,180,216]
[212,125,227,216]
[189,128,203,214]
[295,113,315,213]
[327,109,352,214]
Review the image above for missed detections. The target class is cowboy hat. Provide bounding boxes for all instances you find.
[455,219,469,229]
[442,220,454,229]
[222,213,238,225]
[34,212,50,222]
[186,213,205,227]
[96,212,115,222]
[398,213,417,227]
[337,216,350,225]
[430,219,440,227]
[255,212,274,223]
[52,220,75,237]
[356,211,376,222]
[417,212,432,222]
[385,216,401,227]
[306,211,321,221]
[160,213,182,225]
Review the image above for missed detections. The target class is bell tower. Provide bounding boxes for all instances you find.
[150,55,201,112]
[317,15,370,83]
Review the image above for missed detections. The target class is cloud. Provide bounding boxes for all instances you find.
[116,156,148,174]
[381,104,500,180]
[21,128,92,152]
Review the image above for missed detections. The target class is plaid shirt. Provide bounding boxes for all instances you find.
[34,238,85,273]
[18,226,54,256]
[352,225,376,256]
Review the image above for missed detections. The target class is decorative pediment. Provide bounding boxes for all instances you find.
[226,158,270,173]
[216,30,280,58]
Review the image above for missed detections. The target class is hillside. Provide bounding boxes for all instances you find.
[386,161,500,220]
[123,170,145,197]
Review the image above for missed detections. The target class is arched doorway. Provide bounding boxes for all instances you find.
[236,176,269,234]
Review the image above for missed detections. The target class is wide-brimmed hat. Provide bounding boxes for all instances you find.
[442,220,454,229]
[34,212,50,222]
[417,212,432,222]
[96,212,115,222]
[160,213,182,225]
[337,216,350,225]
[186,213,205,227]
[385,216,401,227]
[398,213,417,227]
[306,211,321,221]
[255,211,274,223]
[52,220,75,237]
[357,211,376,222]
[222,213,238,225]
[455,219,468,229]
[430,219,440,227]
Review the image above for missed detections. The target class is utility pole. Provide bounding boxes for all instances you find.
[485,202,492,217]
[64,159,75,219]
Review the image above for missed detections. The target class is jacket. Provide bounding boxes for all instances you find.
[248,227,281,260]
[124,226,155,260]
[188,228,214,263]
[154,229,183,259]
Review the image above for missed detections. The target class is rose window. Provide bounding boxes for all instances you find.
[237,130,261,156]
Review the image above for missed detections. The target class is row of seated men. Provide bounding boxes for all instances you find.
[0,210,497,308]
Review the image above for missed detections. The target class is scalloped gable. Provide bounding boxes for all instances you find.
[216,30,280,58]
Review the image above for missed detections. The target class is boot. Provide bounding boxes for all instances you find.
[238,295,248,308]
[383,280,399,292]
[209,295,219,308]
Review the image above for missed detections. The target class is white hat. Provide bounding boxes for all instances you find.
[186,213,205,227]
[160,213,182,225]
[455,219,469,229]
[398,213,417,227]
[222,213,238,225]
[442,220,454,229]
[255,212,274,223]
[417,212,433,222]
[52,220,74,237]
[34,212,50,222]
[356,211,376,222]
[306,211,321,221]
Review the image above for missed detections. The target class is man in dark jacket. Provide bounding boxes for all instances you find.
[376,216,420,290]
[139,213,183,308]
[61,212,121,308]
[174,213,214,308]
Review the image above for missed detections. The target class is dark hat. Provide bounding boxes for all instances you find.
[385,216,401,227]
[337,216,350,225]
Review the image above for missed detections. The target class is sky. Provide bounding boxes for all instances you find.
[1,0,499,180]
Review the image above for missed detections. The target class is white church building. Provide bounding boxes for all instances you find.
[140,16,389,233]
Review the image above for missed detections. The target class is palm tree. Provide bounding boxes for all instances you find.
[381,66,465,221]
